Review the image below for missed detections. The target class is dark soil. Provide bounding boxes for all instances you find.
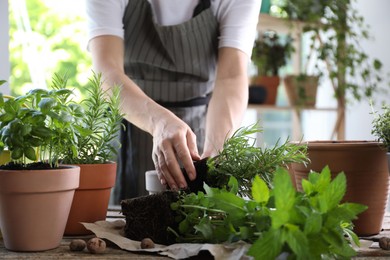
[121,190,180,245]
[181,157,209,193]
[0,161,53,170]
[121,158,213,245]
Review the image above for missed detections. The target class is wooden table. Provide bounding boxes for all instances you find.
[1,208,390,259]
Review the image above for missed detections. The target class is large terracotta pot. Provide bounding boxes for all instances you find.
[291,141,389,236]
[64,162,116,235]
[251,76,280,105]
[0,165,80,251]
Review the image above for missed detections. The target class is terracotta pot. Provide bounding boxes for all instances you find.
[284,75,319,107]
[0,165,80,251]
[0,151,10,239]
[251,76,280,105]
[64,162,116,235]
[291,141,389,236]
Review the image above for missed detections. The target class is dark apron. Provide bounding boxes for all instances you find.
[113,0,219,201]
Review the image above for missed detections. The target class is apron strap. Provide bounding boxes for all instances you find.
[193,0,211,17]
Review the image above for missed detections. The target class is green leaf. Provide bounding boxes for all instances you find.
[194,218,213,240]
[38,97,56,113]
[227,176,239,194]
[318,172,346,213]
[252,175,269,204]
[325,203,367,228]
[270,209,289,229]
[178,219,190,234]
[209,192,246,223]
[239,226,251,240]
[283,224,310,257]
[309,165,331,193]
[0,113,15,123]
[304,212,322,235]
[11,147,23,160]
[373,59,382,70]
[273,168,296,211]
[31,126,52,138]
[24,147,37,161]
[247,229,283,260]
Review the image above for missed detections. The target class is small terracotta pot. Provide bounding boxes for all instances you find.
[291,141,389,236]
[251,76,280,105]
[64,162,116,235]
[284,75,319,107]
[0,165,80,251]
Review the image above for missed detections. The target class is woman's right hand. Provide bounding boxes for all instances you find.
[151,114,200,190]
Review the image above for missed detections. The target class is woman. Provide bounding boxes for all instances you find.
[86,0,260,201]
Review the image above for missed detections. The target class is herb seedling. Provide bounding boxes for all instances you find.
[61,72,124,164]
[206,123,309,198]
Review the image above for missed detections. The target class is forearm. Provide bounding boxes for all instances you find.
[89,36,174,136]
[203,47,249,158]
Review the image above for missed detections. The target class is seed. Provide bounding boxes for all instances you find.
[379,236,390,250]
[69,239,86,251]
[140,238,155,249]
[86,237,106,254]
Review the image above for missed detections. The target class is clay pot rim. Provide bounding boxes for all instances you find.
[290,140,384,148]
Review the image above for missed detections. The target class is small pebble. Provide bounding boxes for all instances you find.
[140,238,155,249]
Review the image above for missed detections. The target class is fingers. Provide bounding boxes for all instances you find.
[152,125,199,190]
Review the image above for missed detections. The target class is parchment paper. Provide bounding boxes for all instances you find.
[82,220,253,260]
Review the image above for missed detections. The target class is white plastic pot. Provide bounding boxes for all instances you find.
[145,170,166,195]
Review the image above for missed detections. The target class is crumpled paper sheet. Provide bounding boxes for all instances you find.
[82,220,253,260]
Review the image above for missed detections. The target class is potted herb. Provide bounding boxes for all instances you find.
[251,30,294,105]
[62,72,124,235]
[277,0,388,136]
[121,123,309,244]
[371,104,390,153]
[290,139,389,236]
[371,104,390,174]
[284,74,319,107]
[0,76,81,251]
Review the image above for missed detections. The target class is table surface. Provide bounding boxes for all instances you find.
[1,207,390,259]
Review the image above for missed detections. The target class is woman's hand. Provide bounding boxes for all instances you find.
[152,114,200,190]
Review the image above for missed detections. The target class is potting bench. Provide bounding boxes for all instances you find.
[1,207,390,259]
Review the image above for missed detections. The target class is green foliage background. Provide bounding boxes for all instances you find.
[9,0,91,97]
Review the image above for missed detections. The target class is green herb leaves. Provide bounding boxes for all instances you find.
[371,104,390,152]
[171,167,367,259]
[0,74,83,167]
[206,123,309,198]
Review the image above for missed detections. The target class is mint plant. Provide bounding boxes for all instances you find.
[0,74,83,168]
[170,167,367,259]
[61,72,124,164]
